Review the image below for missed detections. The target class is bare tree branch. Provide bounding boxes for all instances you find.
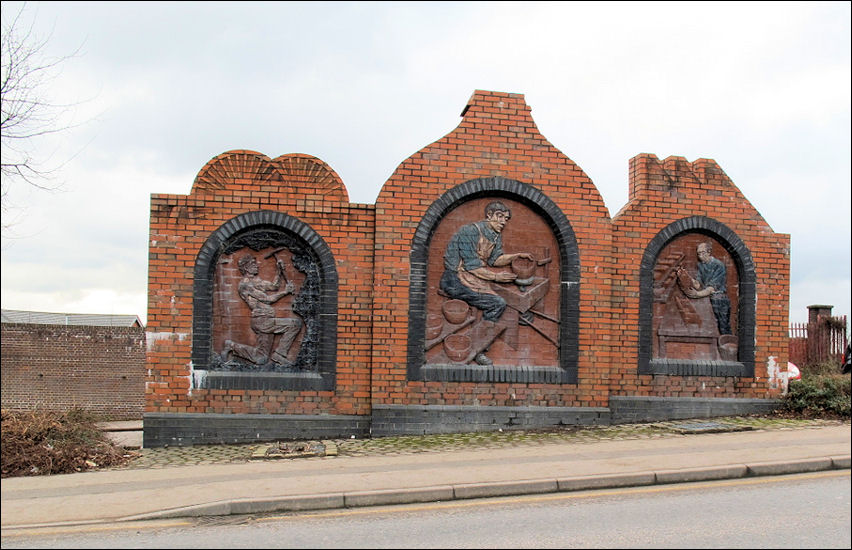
[1,2,86,234]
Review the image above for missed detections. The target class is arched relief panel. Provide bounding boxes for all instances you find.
[192,211,338,391]
[407,176,580,384]
[638,216,755,377]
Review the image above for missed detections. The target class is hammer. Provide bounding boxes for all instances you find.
[264,247,290,281]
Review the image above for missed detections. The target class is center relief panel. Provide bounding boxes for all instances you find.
[424,197,561,368]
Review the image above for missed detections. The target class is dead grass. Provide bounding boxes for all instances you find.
[1,408,137,478]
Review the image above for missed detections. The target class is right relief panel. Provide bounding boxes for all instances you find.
[639,216,756,377]
[652,233,739,362]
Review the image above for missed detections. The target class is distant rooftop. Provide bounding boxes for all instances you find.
[1,309,143,328]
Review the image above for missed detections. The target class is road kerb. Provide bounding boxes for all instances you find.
[121,501,233,521]
[655,465,748,484]
[746,457,833,477]
[557,472,656,491]
[344,486,455,508]
[830,455,851,469]
[453,479,558,500]
[229,494,346,515]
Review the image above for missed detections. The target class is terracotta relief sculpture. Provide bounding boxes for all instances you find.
[676,242,732,336]
[221,253,302,367]
[653,235,738,362]
[208,230,321,372]
[425,198,560,367]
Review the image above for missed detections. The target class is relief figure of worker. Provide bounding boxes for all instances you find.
[676,241,731,335]
[222,254,302,367]
[439,201,533,365]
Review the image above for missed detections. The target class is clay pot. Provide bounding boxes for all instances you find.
[511,256,536,280]
[426,313,443,340]
[442,299,469,324]
[443,333,472,363]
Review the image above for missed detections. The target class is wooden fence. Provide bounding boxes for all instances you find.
[788,315,847,366]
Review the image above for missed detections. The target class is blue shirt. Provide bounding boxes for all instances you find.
[443,221,504,271]
[697,257,727,295]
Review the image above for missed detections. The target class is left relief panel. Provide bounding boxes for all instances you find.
[211,230,318,372]
[192,211,338,391]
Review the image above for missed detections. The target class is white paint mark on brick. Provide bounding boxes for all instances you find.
[144,331,188,351]
[766,355,787,392]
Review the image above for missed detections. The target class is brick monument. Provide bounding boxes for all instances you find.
[144,90,790,447]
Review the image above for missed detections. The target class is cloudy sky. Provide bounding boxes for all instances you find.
[1,1,849,326]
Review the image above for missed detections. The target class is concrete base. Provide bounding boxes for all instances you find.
[143,412,370,448]
[609,395,780,424]
[142,397,782,447]
[370,404,610,436]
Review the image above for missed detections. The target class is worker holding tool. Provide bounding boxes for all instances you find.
[222,252,301,368]
[440,201,534,365]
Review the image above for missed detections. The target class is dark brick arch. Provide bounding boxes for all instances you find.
[407,176,580,384]
[638,216,756,377]
[191,210,338,391]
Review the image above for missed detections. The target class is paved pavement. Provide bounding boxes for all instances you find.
[1,417,849,532]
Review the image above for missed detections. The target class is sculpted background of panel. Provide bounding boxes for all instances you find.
[425,197,561,367]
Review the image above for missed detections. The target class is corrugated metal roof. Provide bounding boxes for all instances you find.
[1,309,143,327]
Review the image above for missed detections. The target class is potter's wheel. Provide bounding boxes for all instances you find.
[514,276,535,290]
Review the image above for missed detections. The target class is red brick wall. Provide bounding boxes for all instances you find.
[145,90,790,420]
[146,152,374,416]
[372,90,614,408]
[611,154,790,398]
[1,323,145,420]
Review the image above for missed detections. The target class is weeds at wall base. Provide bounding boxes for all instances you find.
[781,360,851,418]
[1,408,138,479]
